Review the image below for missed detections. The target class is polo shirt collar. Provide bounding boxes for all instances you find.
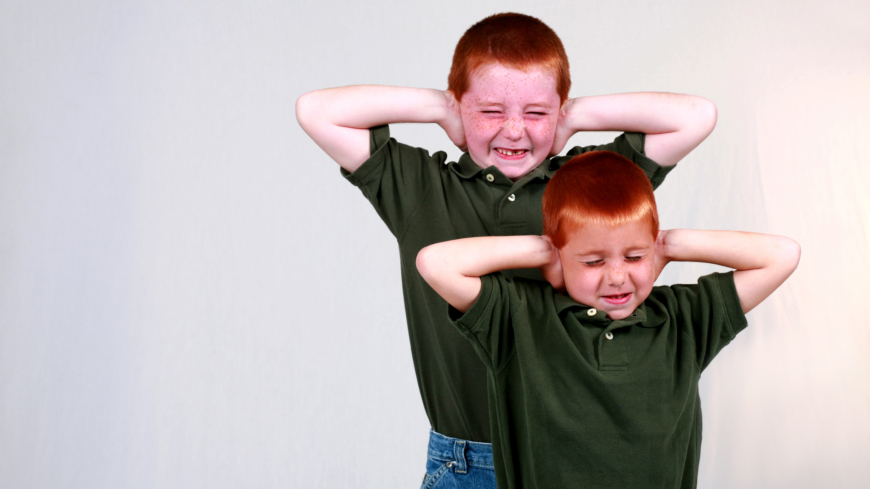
[451,153,486,178]
[553,293,667,328]
[539,157,560,179]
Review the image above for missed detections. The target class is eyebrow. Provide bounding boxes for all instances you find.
[475,101,556,109]
[573,245,652,257]
[573,250,605,257]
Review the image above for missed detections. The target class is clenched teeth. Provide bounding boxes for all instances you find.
[496,148,527,156]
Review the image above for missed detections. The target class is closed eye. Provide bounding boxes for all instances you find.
[584,259,604,267]
[625,256,643,262]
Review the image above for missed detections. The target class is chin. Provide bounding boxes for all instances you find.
[498,167,529,179]
[605,309,633,320]
[494,160,542,179]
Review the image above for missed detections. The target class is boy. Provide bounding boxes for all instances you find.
[296,12,717,487]
[416,151,801,488]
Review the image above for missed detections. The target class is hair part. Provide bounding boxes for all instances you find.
[448,13,571,104]
[543,151,659,249]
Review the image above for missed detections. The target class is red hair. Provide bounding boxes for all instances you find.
[543,152,659,249]
[448,13,570,103]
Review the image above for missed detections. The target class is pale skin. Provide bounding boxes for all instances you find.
[295,63,718,177]
[416,227,801,317]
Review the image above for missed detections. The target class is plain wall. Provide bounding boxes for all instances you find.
[1,1,868,487]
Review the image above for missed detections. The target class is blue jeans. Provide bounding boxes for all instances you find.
[421,430,496,489]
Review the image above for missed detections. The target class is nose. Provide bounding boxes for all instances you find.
[606,263,625,287]
[502,114,525,140]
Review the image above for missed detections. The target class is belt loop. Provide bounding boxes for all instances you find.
[453,439,468,474]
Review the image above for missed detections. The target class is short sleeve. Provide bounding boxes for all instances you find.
[340,125,446,237]
[448,274,521,372]
[564,132,674,190]
[669,271,749,371]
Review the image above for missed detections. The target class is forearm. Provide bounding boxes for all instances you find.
[661,229,801,312]
[563,92,717,166]
[662,229,779,269]
[417,236,551,312]
[296,85,449,171]
[298,85,449,129]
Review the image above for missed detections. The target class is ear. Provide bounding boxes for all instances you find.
[540,236,566,292]
[653,230,670,280]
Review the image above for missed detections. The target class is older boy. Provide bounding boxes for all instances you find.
[416,152,800,488]
[296,12,717,487]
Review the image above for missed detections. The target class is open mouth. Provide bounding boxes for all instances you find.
[495,148,528,157]
[602,293,632,305]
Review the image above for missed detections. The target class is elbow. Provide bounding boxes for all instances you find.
[771,236,801,278]
[416,245,438,285]
[693,96,718,138]
[295,90,320,132]
[783,237,801,274]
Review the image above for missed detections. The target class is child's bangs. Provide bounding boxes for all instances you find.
[550,202,658,249]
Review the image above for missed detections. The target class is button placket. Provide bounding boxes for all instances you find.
[598,319,632,371]
[497,185,528,226]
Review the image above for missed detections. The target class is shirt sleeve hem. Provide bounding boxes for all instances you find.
[715,271,749,337]
[449,275,497,336]
[621,132,675,190]
[340,125,391,186]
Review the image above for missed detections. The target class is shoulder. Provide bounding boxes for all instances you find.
[341,124,456,193]
[556,132,643,160]
[473,275,556,313]
[552,133,673,189]
[647,272,735,307]
[647,272,746,331]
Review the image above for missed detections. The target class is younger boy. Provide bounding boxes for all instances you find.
[297,12,717,487]
[416,151,800,488]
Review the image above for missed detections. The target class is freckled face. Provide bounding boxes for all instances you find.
[459,63,562,180]
[559,220,657,320]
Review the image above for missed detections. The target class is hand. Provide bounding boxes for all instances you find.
[438,91,467,152]
[549,98,576,157]
[540,236,566,292]
[654,229,671,280]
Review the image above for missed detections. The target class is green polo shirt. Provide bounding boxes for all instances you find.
[342,125,672,443]
[452,272,748,489]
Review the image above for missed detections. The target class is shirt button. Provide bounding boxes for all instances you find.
[587,308,597,316]
[605,331,614,340]
[507,194,516,202]
[485,174,495,182]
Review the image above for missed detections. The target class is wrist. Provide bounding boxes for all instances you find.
[563,96,603,132]
[515,236,554,268]
[659,229,681,263]
[561,97,583,132]
[386,87,451,125]
[429,90,449,124]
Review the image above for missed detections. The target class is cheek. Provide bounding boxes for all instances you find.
[527,117,557,145]
[462,112,501,145]
[566,267,602,296]
[630,262,657,292]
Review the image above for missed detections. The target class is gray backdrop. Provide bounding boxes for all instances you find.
[2,0,869,487]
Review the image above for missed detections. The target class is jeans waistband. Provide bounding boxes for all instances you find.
[427,430,494,473]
